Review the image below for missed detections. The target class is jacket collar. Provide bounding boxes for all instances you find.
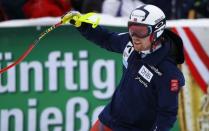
[140,44,162,58]
[140,41,171,66]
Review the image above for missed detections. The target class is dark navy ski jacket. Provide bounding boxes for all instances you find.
[77,24,185,131]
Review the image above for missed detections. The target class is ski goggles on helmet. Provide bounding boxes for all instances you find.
[128,22,153,38]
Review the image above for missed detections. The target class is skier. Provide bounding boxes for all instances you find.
[62,4,185,131]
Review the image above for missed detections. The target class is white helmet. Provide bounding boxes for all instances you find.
[128,4,166,41]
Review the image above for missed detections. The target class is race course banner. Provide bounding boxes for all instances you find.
[0,26,126,131]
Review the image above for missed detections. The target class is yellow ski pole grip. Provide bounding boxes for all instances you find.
[61,12,100,28]
[78,13,100,28]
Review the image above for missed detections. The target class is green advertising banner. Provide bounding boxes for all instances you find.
[0,25,180,131]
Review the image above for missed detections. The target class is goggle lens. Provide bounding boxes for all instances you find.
[128,24,152,38]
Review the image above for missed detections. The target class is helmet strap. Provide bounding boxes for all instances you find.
[149,33,155,52]
[149,33,154,42]
[149,33,163,53]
